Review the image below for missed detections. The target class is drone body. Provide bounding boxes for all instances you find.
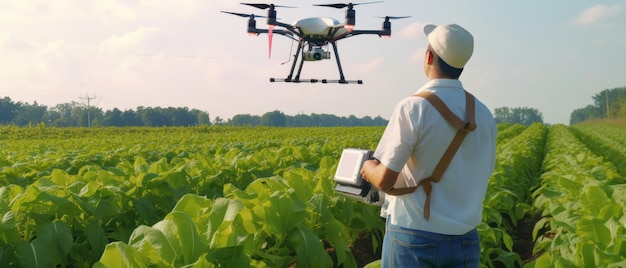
[222,2,410,84]
[295,17,349,40]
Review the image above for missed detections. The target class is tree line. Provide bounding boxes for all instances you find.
[570,87,626,125]
[0,97,387,127]
[492,107,543,126]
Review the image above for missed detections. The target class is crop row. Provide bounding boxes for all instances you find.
[480,123,546,267]
[571,123,626,176]
[529,125,626,267]
[0,126,386,267]
[1,123,625,267]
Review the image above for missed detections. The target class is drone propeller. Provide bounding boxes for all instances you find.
[314,1,382,30]
[221,11,266,18]
[239,3,296,59]
[375,16,411,38]
[240,3,297,10]
[313,1,383,9]
[377,16,412,20]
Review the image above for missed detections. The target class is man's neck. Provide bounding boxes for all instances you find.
[428,73,457,80]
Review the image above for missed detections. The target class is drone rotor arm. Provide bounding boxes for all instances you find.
[249,28,297,41]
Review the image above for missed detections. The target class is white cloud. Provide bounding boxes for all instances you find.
[410,47,426,63]
[357,56,385,72]
[398,21,428,39]
[574,4,623,25]
[98,27,161,52]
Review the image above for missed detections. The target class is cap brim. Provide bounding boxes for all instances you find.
[423,24,436,36]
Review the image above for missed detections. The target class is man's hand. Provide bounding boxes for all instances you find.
[360,159,399,192]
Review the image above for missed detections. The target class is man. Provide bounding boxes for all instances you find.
[360,24,496,267]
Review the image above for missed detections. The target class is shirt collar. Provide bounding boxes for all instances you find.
[415,79,463,94]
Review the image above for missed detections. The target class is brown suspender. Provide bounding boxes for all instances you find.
[385,90,477,220]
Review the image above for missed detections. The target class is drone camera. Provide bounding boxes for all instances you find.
[304,48,331,61]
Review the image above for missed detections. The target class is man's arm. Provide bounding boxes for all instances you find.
[360,159,400,193]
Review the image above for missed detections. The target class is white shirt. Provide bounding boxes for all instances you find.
[374,79,496,235]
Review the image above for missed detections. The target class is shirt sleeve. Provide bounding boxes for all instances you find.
[374,97,421,172]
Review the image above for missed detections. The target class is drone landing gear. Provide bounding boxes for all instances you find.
[272,39,362,84]
[270,78,363,84]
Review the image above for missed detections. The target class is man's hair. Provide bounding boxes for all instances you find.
[436,57,463,79]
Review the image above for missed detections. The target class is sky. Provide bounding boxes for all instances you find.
[1,1,625,125]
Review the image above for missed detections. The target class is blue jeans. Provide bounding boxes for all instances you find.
[381,219,480,268]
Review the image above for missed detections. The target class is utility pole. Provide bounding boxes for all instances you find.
[606,90,609,119]
[80,94,96,127]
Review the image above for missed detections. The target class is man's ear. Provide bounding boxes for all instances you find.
[426,49,435,65]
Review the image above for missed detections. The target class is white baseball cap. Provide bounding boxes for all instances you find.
[424,24,474,69]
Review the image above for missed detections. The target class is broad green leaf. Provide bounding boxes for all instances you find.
[492,249,521,267]
[576,218,611,246]
[129,225,177,266]
[0,211,18,245]
[40,221,73,261]
[0,185,24,213]
[608,259,626,268]
[87,220,108,262]
[283,169,314,201]
[531,217,550,242]
[95,242,148,268]
[153,211,207,265]
[580,185,610,216]
[364,260,381,268]
[16,237,55,268]
[223,183,257,201]
[50,169,73,187]
[173,194,213,218]
[132,197,160,223]
[181,253,216,268]
[266,189,307,234]
[287,227,333,268]
[207,245,251,268]
[598,204,622,221]
[501,229,514,252]
[206,198,249,250]
[323,218,350,265]
[78,180,102,197]
[577,243,596,268]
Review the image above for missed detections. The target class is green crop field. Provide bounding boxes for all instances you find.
[0,122,625,267]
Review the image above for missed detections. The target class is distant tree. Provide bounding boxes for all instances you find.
[260,110,286,127]
[570,105,601,125]
[166,107,196,126]
[0,97,18,124]
[592,87,626,119]
[570,87,626,124]
[494,107,543,125]
[289,114,311,127]
[122,109,142,126]
[1,96,388,127]
[79,106,103,127]
[138,107,171,126]
[229,114,260,126]
[371,116,388,126]
[103,108,125,126]
[619,99,626,119]
[193,109,211,125]
[13,101,47,126]
[49,102,79,127]
[214,116,224,125]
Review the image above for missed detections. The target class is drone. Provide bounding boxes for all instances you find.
[222,2,410,84]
